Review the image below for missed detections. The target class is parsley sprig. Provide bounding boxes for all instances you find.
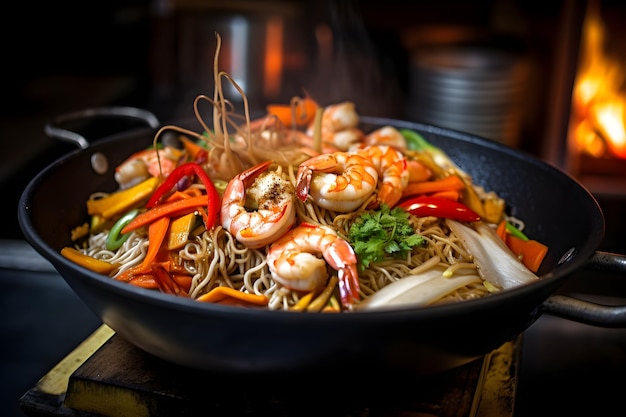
[348,204,425,270]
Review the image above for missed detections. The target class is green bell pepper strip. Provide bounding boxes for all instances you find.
[105,209,140,251]
[505,221,529,240]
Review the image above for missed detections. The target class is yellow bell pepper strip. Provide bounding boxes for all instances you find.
[398,196,480,222]
[60,247,119,275]
[120,194,207,235]
[167,212,198,250]
[105,209,140,251]
[71,222,90,241]
[306,276,339,312]
[196,286,269,307]
[86,177,159,219]
[146,162,220,228]
[290,290,317,311]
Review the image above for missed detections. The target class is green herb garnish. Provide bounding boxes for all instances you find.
[348,204,425,270]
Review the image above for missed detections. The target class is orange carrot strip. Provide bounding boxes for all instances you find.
[407,159,433,183]
[164,188,203,203]
[126,274,158,289]
[496,220,508,241]
[197,286,269,306]
[402,174,465,198]
[172,275,193,293]
[506,235,549,273]
[139,217,171,271]
[428,190,461,201]
[121,194,207,234]
[115,218,171,283]
[179,136,207,161]
[267,94,319,127]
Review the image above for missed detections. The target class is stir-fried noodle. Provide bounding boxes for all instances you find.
[72,33,542,312]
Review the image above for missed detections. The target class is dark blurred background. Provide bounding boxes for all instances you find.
[2,1,626,416]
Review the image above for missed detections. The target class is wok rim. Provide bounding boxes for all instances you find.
[17,116,606,324]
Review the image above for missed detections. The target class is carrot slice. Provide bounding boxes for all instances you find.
[402,174,465,198]
[197,286,269,306]
[506,235,548,273]
[428,190,461,201]
[496,220,508,241]
[179,136,207,161]
[114,218,170,283]
[266,94,319,127]
[120,194,207,234]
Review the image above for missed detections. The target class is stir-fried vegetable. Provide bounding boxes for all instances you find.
[147,162,220,229]
[496,220,548,273]
[60,247,119,274]
[398,196,481,222]
[349,204,425,270]
[401,174,466,198]
[400,129,508,222]
[356,267,482,310]
[105,209,140,251]
[447,220,539,289]
[86,177,159,219]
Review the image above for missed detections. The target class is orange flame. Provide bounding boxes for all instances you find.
[571,1,626,159]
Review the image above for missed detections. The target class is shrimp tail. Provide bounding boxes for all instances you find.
[241,160,274,184]
[324,238,360,309]
[295,165,312,202]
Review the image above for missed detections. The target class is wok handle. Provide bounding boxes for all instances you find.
[44,106,160,149]
[542,251,626,327]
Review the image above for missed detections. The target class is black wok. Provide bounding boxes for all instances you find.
[17,107,626,376]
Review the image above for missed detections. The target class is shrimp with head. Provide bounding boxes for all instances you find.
[266,222,360,310]
[295,151,378,213]
[221,160,296,249]
[351,144,410,208]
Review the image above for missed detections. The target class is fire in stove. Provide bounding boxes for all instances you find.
[568,0,626,189]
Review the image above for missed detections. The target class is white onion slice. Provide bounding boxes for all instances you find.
[446,220,539,290]
[356,268,482,310]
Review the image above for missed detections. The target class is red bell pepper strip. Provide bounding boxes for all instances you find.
[146,162,220,228]
[398,196,480,222]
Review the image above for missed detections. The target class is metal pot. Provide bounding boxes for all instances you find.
[18,107,626,376]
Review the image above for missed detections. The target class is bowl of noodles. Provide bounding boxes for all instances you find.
[17,38,626,374]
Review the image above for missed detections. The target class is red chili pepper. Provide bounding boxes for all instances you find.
[398,196,480,222]
[146,162,220,228]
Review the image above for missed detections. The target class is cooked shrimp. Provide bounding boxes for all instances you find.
[295,152,378,212]
[352,144,409,208]
[115,146,182,189]
[307,101,364,151]
[221,160,296,249]
[266,222,360,309]
[363,125,407,150]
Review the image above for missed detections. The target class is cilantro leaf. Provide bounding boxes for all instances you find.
[348,204,425,270]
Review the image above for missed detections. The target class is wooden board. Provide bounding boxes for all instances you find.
[20,325,519,417]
